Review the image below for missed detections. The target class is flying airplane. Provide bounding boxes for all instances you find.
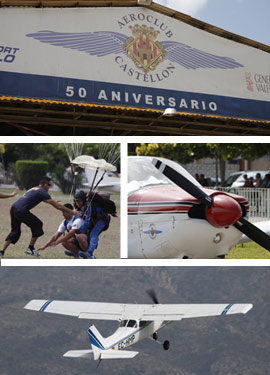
[24,297,252,361]
[128,156,270,258]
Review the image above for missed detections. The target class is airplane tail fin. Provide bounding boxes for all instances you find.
[87,324,107,360]
[88,325,139,360]
[64,325,138,360]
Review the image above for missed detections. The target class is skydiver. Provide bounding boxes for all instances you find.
[71,192,117,259]
[73,190,87,215]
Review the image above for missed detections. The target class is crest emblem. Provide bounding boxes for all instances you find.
[144,224,162,239]
[123,25,166,73]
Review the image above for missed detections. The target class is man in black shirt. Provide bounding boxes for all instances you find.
[0,176,79,258]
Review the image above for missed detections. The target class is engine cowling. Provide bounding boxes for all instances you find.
[205,192,242,228]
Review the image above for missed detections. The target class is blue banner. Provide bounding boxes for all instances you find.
[1,71,270,121]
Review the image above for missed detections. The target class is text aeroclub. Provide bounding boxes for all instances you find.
[115,12,175,82]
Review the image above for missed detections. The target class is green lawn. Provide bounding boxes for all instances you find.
[227,241,270,259]
[0,189,120,259]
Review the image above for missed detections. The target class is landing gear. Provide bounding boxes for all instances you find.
[150,333,170,350]
[163,340,170,350]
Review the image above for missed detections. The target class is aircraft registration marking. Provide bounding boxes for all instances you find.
[118,334,136,349]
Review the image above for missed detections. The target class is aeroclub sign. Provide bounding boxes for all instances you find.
[0,7,270,120]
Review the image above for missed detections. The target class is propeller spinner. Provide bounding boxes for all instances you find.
[152,158,270,251]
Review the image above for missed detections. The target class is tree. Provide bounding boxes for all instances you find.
[134,143,270,185]
[0,143,5,171]
[2,143,120,193]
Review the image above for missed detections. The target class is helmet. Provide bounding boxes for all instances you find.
[74,190,87,204]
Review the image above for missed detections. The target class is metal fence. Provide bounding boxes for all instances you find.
[212,187,270,223]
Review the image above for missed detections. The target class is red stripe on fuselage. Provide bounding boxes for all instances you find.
[128,205,191,213]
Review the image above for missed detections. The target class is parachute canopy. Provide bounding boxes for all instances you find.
[71,155,117,172]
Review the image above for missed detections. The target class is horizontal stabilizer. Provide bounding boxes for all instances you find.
[63,349,138,360]
[63,350,94,359]
[100,350,138,359]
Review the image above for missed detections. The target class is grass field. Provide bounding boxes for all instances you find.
[227,242,270,259]
[0,189,120,259]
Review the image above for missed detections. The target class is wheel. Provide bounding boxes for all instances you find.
[163,340,170,350]
[153,332,158,341]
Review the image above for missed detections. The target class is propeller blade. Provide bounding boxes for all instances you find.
[147,289,159,304]
[234,217,270,251]
[152,158,213,207]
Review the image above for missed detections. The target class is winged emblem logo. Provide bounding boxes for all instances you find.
[26,27,244,72]
[123,25,166,73]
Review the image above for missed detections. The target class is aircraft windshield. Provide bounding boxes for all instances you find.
[127,320,137,328]
[128,156,201,194]
[119,320,137,328]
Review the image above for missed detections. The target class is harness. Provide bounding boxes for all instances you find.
[63,216,77,233]
[86,203,110,237]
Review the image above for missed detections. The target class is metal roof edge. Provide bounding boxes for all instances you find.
[0,1,269,53]
[1,95,269,125]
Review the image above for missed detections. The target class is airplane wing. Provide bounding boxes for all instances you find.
[24,300,252,321]
[238,220,270,244]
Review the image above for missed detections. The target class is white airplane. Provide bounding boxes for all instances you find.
[24,298,252,361]
[128,156,270,258]
[84,169,120,195]
[72,155,120,195]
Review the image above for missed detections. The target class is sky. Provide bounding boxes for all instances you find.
[156,0,270,45]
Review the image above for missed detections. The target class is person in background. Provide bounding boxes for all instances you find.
[243,174,254,187]
[261,173,270,188]
[199,174,208,186]
[254,173,263,188]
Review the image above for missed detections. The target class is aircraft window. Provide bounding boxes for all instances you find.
[119,320,128,327]
[139,321,150,327]
[127,320,137,328]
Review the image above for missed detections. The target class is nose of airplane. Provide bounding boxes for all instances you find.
[205,193,242,228]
